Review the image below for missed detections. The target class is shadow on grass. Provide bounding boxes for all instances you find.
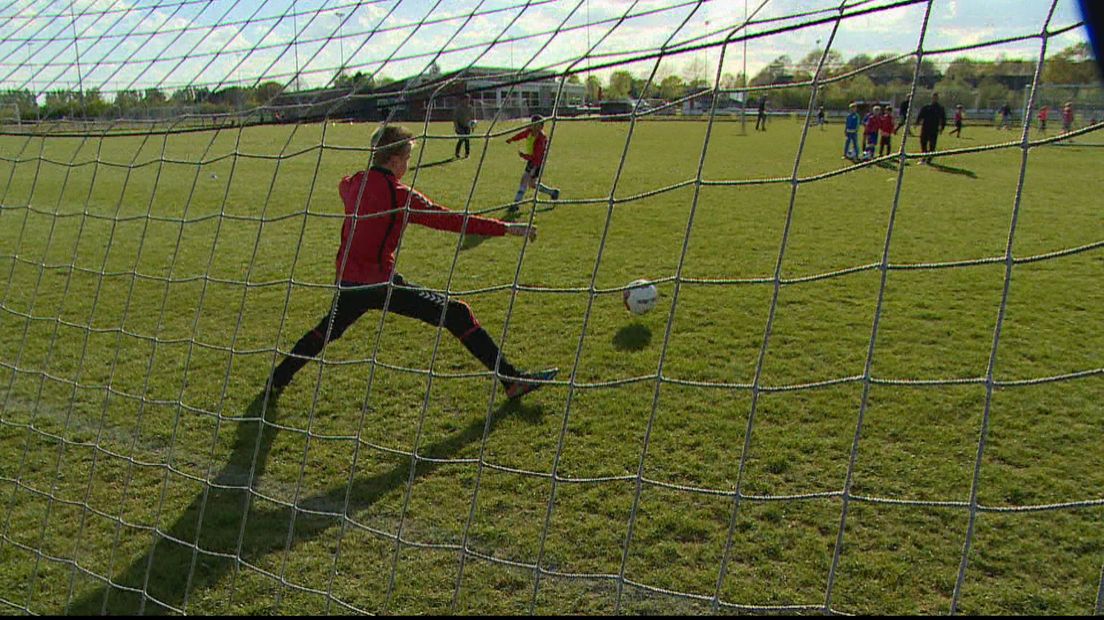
[460,209,520,252]
[408,156,459,172]
[1051,140,1104,148]
[928,161,978,179]
[613,323,652,351]
[66,388,541,615]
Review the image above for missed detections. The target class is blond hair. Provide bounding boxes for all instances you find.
[371,125,415,167]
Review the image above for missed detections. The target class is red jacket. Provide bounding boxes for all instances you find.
[506,128,548,166]
[865,114,881,136]
[335,167,507,284]
[880,113,895,135]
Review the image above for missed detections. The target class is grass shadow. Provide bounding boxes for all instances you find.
[65,387,541,615]
[613,322,652,351]
[928,161,978,179]
[460,209,520,252]
[1052,140,1104,148]
[408,156,459,172]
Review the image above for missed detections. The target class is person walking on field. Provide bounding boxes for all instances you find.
[950,104,965,137]
[454,94,475,159]
[914,92,946,165]
[269,125,558,400]
[755,97,768,131]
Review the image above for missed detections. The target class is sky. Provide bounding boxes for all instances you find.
[0,0,1092,98]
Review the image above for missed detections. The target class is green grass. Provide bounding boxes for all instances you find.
[0,118,1101,615]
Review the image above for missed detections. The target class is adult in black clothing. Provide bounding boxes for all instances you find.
[755,98,768,131]
[453,94,475,158]
[998,104,1012,130]
[914,92,946,164]
[895,96,910,134]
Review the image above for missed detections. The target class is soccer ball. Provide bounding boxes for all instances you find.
[623,279,658,315]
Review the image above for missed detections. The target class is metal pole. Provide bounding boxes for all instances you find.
[29,46,37,122]
[70,0,86,118]
[741,0,748,134]
[336,12,345,75]
[293,1,300,91]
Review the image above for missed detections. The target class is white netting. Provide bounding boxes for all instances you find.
[0,0,1102,615]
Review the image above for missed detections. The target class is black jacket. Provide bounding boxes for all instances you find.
[916,102,946,134]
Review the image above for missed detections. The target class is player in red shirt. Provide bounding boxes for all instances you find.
[878,108,895,157]
[506,115,560,211]
[1037,105,1049,134]
[863,106,881,160]
[950,104,964,137]
[269,125,558,399]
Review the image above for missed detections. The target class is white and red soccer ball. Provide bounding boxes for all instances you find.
[623,279,658,315]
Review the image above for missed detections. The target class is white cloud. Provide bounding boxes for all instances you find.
[0,0,1090,96]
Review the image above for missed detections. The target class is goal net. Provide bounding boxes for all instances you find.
[0,0,1101,615]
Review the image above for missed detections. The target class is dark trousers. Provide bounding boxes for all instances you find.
[455,125,471,157]
[920,131,938,159]
[271,276,517,388]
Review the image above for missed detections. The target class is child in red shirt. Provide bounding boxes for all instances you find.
[269,125,557,400]
[878,108,895,156]
[951,105,964,137]
[506,115,560,212]
[864,106,881,160]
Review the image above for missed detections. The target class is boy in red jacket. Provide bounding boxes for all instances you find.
[269,125,557,399]
[506,115,560,212]
[863,105,881,160]
[878,107,895,157]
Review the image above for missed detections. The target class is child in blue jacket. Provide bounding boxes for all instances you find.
[844,102,860,160]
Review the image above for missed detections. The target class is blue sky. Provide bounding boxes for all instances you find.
[0,0,1092,98]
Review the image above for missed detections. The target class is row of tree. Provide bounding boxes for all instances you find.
[585,42,1098,110]
[0,83,288,120]
[0,43,1095,121]
[0,70,401,121]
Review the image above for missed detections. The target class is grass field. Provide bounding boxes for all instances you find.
[0,117,1101,615]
